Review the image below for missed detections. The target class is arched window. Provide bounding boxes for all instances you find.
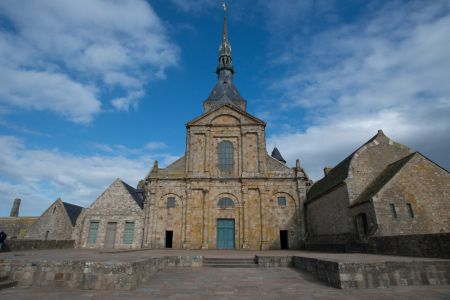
[218,197,234,208]
[218,141,233,173]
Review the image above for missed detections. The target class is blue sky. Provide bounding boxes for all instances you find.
[1,0,449,216]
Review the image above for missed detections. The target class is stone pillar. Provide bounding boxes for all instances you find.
[10,198,21,217]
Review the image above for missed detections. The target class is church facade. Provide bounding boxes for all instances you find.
[142,11,311,250]
[72,9,311,251]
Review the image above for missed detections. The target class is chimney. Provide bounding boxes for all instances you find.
[10,198,21,217]
[323,167,333,176]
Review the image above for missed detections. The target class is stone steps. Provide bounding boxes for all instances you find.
[203,257,258,268]
[0,275,17,290]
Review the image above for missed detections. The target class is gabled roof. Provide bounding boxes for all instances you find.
[351,152,449,207]
[307,130,389,202]
[120,180,145,209]
[61,201,83,226]
[186,103,265,127]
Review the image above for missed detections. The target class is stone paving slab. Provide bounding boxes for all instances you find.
[2,248,449,262]
[1,267,450,299]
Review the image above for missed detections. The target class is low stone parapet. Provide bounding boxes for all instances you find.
[0,255,202,290]
[2,240,74,252]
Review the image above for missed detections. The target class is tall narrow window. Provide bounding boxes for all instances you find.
[407,203,414,218]
[123,222,135,244]
[167,197,176,208]
[218,141,233,173]
[389,204,397,219]
[87,221,99,244]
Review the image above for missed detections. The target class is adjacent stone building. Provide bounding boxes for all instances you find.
[73,179,145,249]
[25,198,82,240]
[0,199,37,239]
[305,130,450,247]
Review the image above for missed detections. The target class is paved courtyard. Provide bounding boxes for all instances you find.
[1,266,450,300]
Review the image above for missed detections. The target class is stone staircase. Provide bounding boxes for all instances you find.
[203,257,258,268]
[0,275,17,290]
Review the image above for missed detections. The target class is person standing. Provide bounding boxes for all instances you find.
[0,231,7,251]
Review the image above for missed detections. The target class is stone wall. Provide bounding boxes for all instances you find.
[306,184,353,240]
[346,132,410,205]
[305,233,450,259]
[2,240,74,252]
[366,233,450,259]
[25,200,74,240]
[0,255,201,290]
[373,154,450,236]
[74,179,144,249]
[0,217,37,239]
[145,178,304,250]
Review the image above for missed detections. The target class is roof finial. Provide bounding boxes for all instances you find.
[217,0,233,75]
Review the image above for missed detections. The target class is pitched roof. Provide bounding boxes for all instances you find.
[61,201,83,226]
[306,131,384,202]
[120,180,144,209]
[350,153,416,207]
[186,103,265,126]
[204,79,246,111]
[271,147,286,164]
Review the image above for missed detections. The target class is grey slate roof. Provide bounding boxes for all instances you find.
[121,180,145,209]
[62,202,83,226]
[307,132,381,202]
[271,147,286,164]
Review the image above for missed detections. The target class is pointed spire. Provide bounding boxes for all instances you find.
[203,1,246,112]
[217,1,233,75]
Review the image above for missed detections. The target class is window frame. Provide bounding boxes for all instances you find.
[218,197,234,209]
[218,141,234,173]
[87,221,100,244]
[406,203,414,218]
[389,203,398,219]
[277,196,287,207]
[167,197,176,208]
[123,221,135,245]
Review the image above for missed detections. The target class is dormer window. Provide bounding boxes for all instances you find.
[218,141,233,173]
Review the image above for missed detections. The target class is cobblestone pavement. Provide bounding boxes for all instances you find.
[1,267,450,300]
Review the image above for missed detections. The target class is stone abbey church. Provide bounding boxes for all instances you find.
[2,8,448,252]
[73,10,312,251]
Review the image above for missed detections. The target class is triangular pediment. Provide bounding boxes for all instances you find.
[89,178,144,211]
[187,104,265,127]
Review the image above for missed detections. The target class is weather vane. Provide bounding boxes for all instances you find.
[222,0,227,12]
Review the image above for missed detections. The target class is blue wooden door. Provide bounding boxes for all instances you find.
[217,219,235,249]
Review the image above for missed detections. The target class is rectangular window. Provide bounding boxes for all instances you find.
[389,204,397,219]
[167,197,176,208]
[277,197,286,206]
[123,222,135,244]
[87,221,99,244]
[407,203,414,218]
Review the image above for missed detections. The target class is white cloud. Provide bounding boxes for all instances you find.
[0,136,179,216]
[266,1,450,180]
[169,0,216,13]
[146,142,168,150]
[0,0,179,124]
